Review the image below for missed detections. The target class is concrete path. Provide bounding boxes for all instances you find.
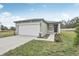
[0,35,34,55]
[34,34,55,41]
[48,34,54,41]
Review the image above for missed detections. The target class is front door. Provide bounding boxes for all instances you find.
[54,24,58,33]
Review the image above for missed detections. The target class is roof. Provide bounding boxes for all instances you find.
[14,18,61,24]
[14,18,47,23]
[47,21,61,24]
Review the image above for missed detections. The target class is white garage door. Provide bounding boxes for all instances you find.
[18,24,40,37]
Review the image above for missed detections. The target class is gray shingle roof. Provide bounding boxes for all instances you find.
[14,18,46,23]
[14,18,61,24]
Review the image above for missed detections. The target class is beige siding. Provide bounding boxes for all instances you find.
[41,21,47,37]
[58,23,60,33]
[48,24,54,34]
[15,24,19,35]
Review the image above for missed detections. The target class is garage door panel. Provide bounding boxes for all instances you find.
[18,24,40,36]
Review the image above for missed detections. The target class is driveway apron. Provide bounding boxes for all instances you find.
[0,35,34,55]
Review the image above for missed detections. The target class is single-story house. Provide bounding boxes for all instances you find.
[14,18,61,38]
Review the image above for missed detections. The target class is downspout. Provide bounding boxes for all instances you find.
[39,20,42,37]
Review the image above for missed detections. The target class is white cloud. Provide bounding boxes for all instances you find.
[46,13,72,22]
[61,13,70,19]
[0,12,25,28]
[56,13,72,21]
[2,12,12,17]
[0,11,74,28]
[0,4,4,9]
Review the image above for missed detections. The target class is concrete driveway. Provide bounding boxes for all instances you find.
[0,35,35,55]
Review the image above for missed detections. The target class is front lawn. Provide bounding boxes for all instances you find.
[0,30,15,38]
[3,30,79,56]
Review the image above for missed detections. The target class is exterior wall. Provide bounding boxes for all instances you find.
[48,24,54,34]
[15,24,19,35]
[15,22,41,37]
[40,21,47,37]
[47,23,61,34]
[57,23,60,33]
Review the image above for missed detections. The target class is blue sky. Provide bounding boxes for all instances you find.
[0,3,79,28]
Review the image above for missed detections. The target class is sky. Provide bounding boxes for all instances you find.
[0,3,79,28]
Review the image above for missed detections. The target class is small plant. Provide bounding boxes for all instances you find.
[55,33,62,42]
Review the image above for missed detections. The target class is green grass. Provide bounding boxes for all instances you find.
[0,30,15,38]
[3,30,79,56]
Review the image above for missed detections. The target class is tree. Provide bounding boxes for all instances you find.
[60,20,67,28]
[10,26,16,30]
[1,25,8,30]
[61,17,79,28]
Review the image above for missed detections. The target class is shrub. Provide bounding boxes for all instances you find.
[55,33,62,42]
[74,23,79,46]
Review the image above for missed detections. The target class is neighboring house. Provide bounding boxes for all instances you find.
[14,18,61,38]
